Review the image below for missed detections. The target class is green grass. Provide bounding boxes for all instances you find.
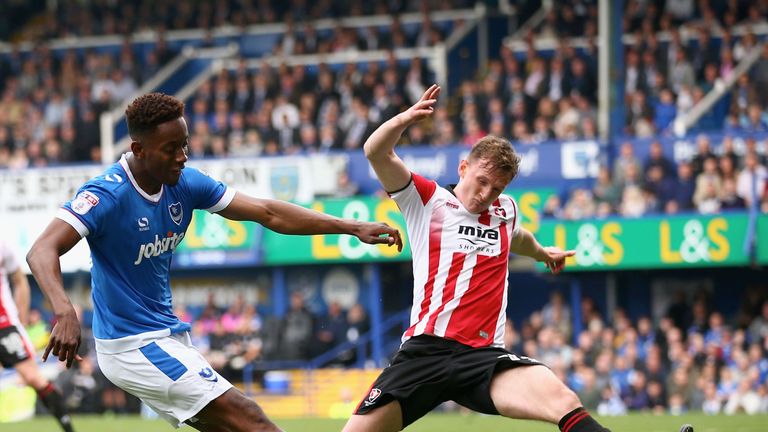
[2,413,767,432]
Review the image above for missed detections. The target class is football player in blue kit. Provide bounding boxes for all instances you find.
[26,93,403,432]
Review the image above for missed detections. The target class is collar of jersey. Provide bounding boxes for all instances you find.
[445,184,458,196]
[120,153,164,203]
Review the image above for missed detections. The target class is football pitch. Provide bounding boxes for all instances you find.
[3,413,767,432]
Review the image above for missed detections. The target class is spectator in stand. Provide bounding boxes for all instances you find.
[592,166,620,212]
[569,57,595,104]
[542,194,564,219]
[644,140,676,181]
[312,301,349,360]
[626,91,654,136]
[653,88,677,133]
[719,137,740,171]
[613,141,642,186]
[691,134,717,176]
[720,178,746,210]
[742,104,768,133]
[664,161,697,213]
[693,157,723,214]
[280,292,315,361]
[337,303,370,366]
[736,152,768,208]
[668,50,695,96]
[624,370,650,410]
[745,137,767,166]
[563,188,597,220]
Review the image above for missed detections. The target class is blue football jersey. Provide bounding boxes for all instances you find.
[58,154,235,350]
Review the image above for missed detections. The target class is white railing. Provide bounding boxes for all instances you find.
[673,42,766,137]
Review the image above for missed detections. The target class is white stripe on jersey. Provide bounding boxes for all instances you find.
[0,241,22,330]
[391,173,520,348]
[431,252,477,336]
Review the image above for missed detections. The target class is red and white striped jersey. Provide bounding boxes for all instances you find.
[391,173,520,348]
[0,241,22,330]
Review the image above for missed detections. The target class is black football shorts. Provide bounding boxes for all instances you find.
[0,325,33,368]
[353,334,542,427]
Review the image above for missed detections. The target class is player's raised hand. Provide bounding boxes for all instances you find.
[43,308,83,368]
[541,246,575,275]
[354,222,404,252]
[399,84,440,126]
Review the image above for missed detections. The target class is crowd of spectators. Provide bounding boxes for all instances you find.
[503,288,768,415]
[1,2,767,217]
[547,136,768,220]
[0,33,178,167]
[30,0,471,39]
[0,5,455,169]
[505,0,768,140]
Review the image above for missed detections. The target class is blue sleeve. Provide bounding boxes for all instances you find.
[62,182,117,238]
[183,167,229,210]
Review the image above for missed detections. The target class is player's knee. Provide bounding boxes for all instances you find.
[231,396,280,431]
[555,386,582,414]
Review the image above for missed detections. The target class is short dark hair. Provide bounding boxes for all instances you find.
[468,135,521,180]
[125,93,184,139]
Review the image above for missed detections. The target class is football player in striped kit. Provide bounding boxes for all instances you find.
[343,85,611,432]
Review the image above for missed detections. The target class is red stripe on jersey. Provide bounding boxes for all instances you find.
[412,173,437,205]
[404,207,445,338]
[478,210,490,226]
[444,222,509,347]
[0,277,10,329]
[424,252,465,334]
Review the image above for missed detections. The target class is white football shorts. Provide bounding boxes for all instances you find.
[97,332,233,427]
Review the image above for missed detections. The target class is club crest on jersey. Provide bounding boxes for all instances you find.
[71,191,99,215]
[364,388,382,406]
[168,202,183,225]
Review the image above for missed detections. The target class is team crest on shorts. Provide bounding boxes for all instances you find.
[199,367,218,382]
[168,202,183,225]
[364,388,382,406]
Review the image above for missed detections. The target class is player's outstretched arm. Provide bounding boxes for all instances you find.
[364,84,440,192]
[26,219,84,368]
[509,227,575,274]
[218,193,403,251]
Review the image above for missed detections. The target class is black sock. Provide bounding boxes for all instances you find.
[36,382,75,432]
[558,407,610,432]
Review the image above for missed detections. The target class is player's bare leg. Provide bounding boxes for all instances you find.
[15,357,75,432]
[490,365,610,431]
[192,388,283,432]
[342,400,403,432]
